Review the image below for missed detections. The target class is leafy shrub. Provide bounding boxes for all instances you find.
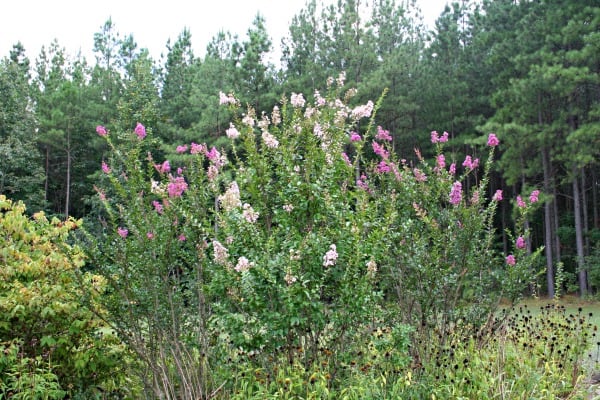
[87,76,541,398]
[0,195,135,398]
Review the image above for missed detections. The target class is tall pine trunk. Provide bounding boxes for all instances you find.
[582,170,590,257]
[539,99,555,298]
[553,183,562,264]
[64,126,71,218]
[592,167,599,230]
[65,148,71,218]
[44,146,49,202]
[573,166,587,296]
[542,146,554,298]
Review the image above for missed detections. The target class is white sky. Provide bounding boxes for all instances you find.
[1,0,449,64]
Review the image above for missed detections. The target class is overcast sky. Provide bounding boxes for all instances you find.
[1,0,449,63]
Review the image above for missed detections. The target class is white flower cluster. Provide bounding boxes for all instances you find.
[262,131,279,149]
[322,244,338,267]
[226,123,240,139]
[242,203,259,223]
[234,256,254,272]
[219,182,241,212]
[290,92,306,108]
[212,240,229,266]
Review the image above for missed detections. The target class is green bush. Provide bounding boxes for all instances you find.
[87,76,544,398]
[0,195,136,398]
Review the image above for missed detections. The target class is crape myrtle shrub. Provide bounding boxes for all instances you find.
[84,74,539,398]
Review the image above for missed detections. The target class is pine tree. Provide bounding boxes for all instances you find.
[0,44,45,209]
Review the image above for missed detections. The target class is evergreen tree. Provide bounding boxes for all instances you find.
[480,0,600,296]
[33,42,100,217]
[185,31,238,150]
[116,48,160,133]
[234,14,277,113]
[281,0,325,94]
[282,0,378,95]
[158,28,197,144]
[90,18,124,126]
[360,0,428,158]
[0,44,45,209]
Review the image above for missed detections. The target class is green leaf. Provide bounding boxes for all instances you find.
[40,335,56,347]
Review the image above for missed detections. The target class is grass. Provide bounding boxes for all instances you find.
[516,295,600,391]
[518,295,600,327]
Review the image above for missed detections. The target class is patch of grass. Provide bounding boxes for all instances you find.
[515,297,600,383]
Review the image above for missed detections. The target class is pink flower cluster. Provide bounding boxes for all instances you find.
[154,160,171,174]
[206,146,219,161]
[262,131,279,148]
[529,190,540,203]
[313,123,324,138]
[462,155,480,170]
[431,130,449,144]
[506,254,516,266]
[516,190,540,208]
[135,123,146,140]
[314,90,326,107]
[505,236,529,266]
[117,227,128,238]
[376,161,391,174]
[372,141,389,159]
[341,152,352,166]
[190,142,205,154]
[350,132,362,142]
[235,256,254,272]
[492,190,503,201]
[226,123,240,140]
[436,154,446,170]
[96,125,107,136]
[487,133,499,147]
[413,168,427,182]
[152,200,163,214]
[449,181,462,205]
[375,126,392,141]
[242,203,259,223]
[167,176,188,198]
[356,174,369,191]
[212,240,229,266]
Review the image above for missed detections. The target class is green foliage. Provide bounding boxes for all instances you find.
[234,14,277,112]
[33,42,107,218]
[282,0,381,93]
[116,49,161,133]
[0,341,66,400]
[220,303,596,399]
[158,28,198,144]
[1,0,597,396]
[86,75,544,398]
[0,195,135,398]
[399,303,595,399]
[0,45,45,210]
[586,242,600,295]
